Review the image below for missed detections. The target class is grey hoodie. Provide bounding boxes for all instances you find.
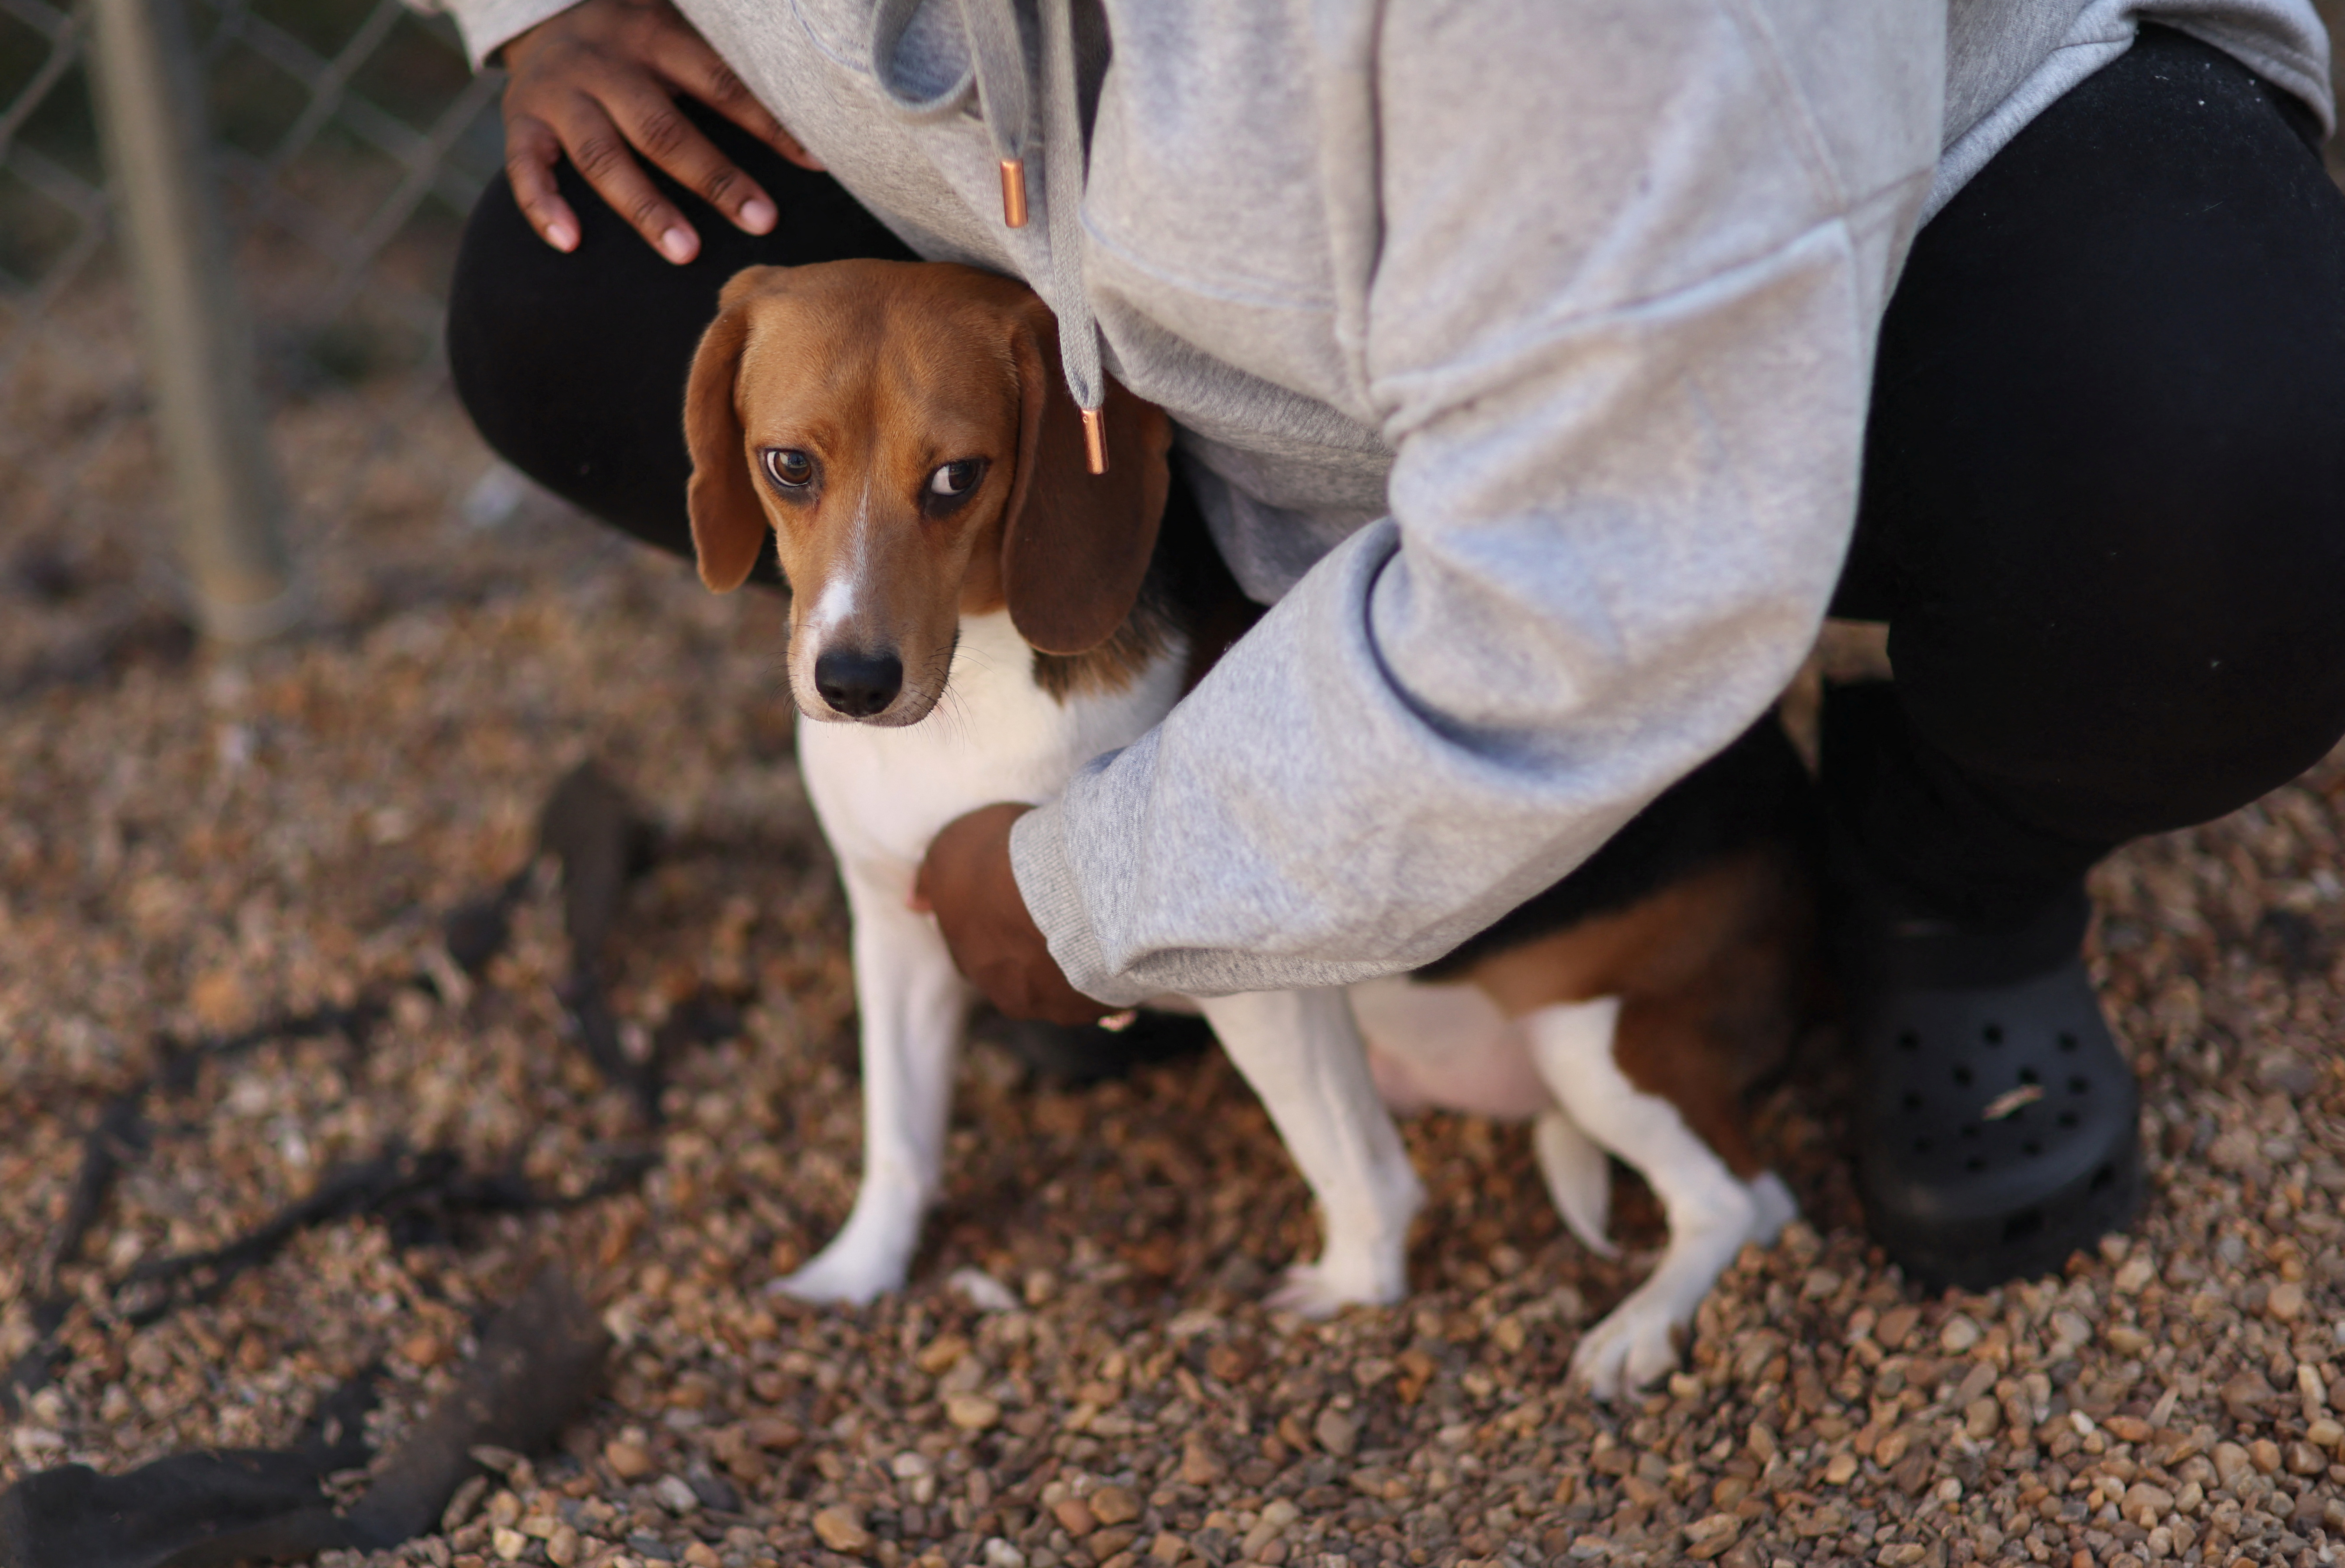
[443,0,2330,1006]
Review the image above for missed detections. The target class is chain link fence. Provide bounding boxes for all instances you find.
[0,0,551,670]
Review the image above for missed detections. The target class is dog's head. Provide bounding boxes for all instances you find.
[684,260,1171,726]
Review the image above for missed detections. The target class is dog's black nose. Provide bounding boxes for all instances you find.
[814,649,904,717]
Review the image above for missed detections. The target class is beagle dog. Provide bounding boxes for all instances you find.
[684,259,1815,1397]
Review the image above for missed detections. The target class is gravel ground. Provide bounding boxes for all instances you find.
[6,396,2345,1568]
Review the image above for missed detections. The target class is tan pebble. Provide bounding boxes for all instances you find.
[1178,1441,1224,1486]
[487,1491,522,1529]
[1312,1406,1360,1457]
[1874,1306,1920,1350]
[1938,1314,1981,1354]
[490,1526,527,1562]
[2212,1442,2250,1486]
[1088,1525,1141,1558]
[1053,1497,1099,1536]
[2102,1415,2152,1444]
[812,1506,873,1554]
[2267,1281,2306,1321]
[915,1334,971,1375]
[2113,1255,2156,1294]
[399,1330,447,1368]
[544,1524,580,1566]
[1822,1452,1858,1486]
[604,1438,656,1480]
[519,1513,559,1539]
[682,1545,721,1568]
[1873,1428,1912,1467]
[1089,1484,1142,1526]
[1148,1532,1188,1563]
[2286,1441,2327,1475]
[1964,1398,2001,1441]
[2249,1438,2281,1474]
[1684,1513,1742,1561]
[2121,1483,2175,1526]
[745,1416,801,1450]
[190,968,250,1031]
[2104,1325,2151,1357]
[945,1393,1001,1431]
[2306,1416,2343,1449]
[1876,1543,1926,1566]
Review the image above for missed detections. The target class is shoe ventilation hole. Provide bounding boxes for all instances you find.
[1982,1023,2004,1045]
[2057,1032,2080,1052]
[2057,1111,2078,1130]
[2023,1140,2042,1157]
[1898,1029,1921,1052]
[2018,1066,2040,1086]
[1960,1124,1979,1141]
[1903,1092,1923,1113]
[1915,1136,1935,1154]
[2089,1163,2116,1193]
[2002,1208,2044,1242]
[1966,1156,1986,1172]
[2069,1076,2089,1095]
[1952,1064,1973,1087]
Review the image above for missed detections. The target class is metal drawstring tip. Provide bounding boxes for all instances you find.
[1080,406,1107,474]
[999,159,1028,228]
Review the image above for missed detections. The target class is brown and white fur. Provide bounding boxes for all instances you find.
[685,259,1811,1397]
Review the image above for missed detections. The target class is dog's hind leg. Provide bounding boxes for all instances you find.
[1524,996,1779,1400]
[1199,989,1423,1316]
[772,859,971,1305]
[1533,1108,1619,1261]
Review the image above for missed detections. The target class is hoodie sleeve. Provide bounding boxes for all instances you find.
[1010,0,1944,1006]
[424,0,576,68]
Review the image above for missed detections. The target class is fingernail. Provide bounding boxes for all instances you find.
[546,219,577,252]
[739,197,776,234]
[659,226,696,263]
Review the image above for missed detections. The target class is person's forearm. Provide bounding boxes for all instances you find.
[1008,0,1942,1005]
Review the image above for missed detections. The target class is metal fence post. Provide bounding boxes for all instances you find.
[85,0,302,642]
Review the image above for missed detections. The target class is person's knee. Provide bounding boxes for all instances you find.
[1890,500,2345,844]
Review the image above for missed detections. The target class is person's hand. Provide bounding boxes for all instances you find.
[914,804,1113,1026]
[499,0,824,262]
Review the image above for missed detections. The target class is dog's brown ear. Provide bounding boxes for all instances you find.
[683,268,791,593]
[1000,305,1171,656]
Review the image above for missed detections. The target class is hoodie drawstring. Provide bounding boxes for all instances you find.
[867,0,1109,472]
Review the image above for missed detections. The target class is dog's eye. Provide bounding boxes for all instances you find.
[763,448,814,489]
[928,459,982,498]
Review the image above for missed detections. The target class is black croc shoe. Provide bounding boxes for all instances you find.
[1847,882,2144,1290]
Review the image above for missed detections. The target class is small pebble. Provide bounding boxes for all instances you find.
[812,1506,873,1554]
[946,1392,1002,1431]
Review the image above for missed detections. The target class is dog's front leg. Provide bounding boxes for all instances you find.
[774,859,971,1306]
[1198,989,1423,1316]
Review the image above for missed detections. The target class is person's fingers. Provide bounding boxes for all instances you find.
[502,114,580,252]
[546,90,701,263]
[655,29,824,179]
[605,68,782,237]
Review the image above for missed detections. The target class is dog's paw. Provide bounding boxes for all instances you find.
[768,1241,905,1307]
[1263,1257,1404,1319]
[1568,1295,1685,1401]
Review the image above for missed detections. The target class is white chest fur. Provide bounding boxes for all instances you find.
[795,609,1188,881]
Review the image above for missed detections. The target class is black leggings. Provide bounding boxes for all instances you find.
[448,25,2345,930]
